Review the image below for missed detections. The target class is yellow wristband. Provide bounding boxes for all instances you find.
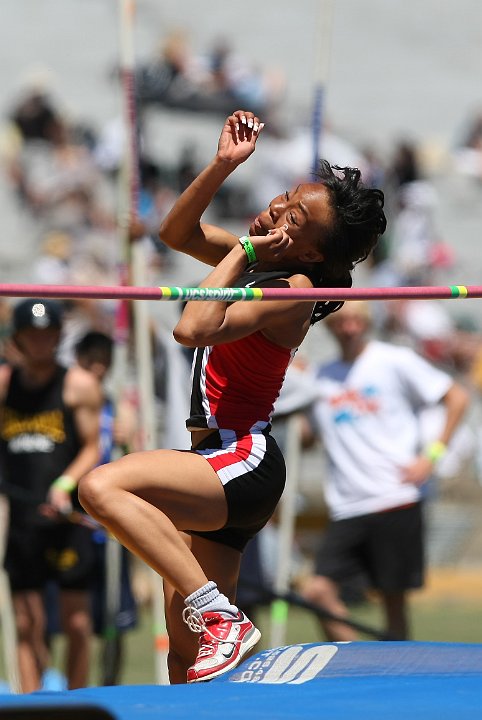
[52,475,77,493]
[425,440,447,463]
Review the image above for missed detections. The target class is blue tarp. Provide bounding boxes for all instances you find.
[1,642,482,719]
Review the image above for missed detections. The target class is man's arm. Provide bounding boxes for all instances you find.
[46,367,102,514]
[0,365,12,405]
[63,366,103,481]
[402,380,470,485]
[433,382,471,448]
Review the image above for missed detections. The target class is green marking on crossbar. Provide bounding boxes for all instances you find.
[159,286,263,301]
[450,285,468,298]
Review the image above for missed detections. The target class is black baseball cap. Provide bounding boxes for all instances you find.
[12,298,63,332]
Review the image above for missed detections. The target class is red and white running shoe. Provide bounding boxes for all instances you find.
[183,607,261,683]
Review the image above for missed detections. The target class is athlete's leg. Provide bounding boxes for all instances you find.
[163,533,242,684]
[78,449,228,601]
[380,590,409,640]
[59,589,92,689]
[300,575,358,642]
[13,590,49,693]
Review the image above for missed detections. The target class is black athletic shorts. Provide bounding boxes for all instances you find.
[314,502,424,593]
[5,518,96,592]
[44,536,137,636]
[189,428,286,552]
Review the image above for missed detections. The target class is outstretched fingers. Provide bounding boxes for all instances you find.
[228,110,264,142]
[219,110,265,163]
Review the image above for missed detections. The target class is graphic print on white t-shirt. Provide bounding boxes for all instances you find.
[328,383,381,425]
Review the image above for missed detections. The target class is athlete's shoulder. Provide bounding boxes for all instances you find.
[287,273,314,289]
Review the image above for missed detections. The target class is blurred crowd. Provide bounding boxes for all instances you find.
[133,30,285,117]
[2,59,482,375]
[0,28,482,690]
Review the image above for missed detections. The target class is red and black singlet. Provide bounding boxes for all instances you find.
[186,271,295,434]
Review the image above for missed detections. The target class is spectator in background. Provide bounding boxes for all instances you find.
[135,30,206,111]
[197,37,285,116]
[386,140,419,190]
[1,74,63,203]
[134,30,284,117]
[4,107,115,249]
[134,156,178,271]
[1,75,117,279]
[300,301,469,641]
[0,299,102,692]
[31,230,73,286]
[385,141,444,286]
[381,298,455,367]
[453,110,482,181]
[8,74,62,146]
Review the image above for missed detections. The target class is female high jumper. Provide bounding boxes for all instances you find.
[79,109,387,683]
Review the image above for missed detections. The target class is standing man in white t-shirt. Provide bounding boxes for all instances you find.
[301,301,469,641]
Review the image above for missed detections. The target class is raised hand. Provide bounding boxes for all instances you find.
[217,110,264,165]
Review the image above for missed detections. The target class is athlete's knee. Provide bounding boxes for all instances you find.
[14,606,42,642]
[78,463,116,519]
[301,574,340,606]
[15,612,31,641]
[63,608,92,642]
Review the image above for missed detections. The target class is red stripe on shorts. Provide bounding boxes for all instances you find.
[206,433,255,472]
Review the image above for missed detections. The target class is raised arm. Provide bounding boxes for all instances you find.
[159,110,264,266]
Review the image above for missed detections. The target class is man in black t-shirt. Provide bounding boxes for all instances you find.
[0,298,102,693]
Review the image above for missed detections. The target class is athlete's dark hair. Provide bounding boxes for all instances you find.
[309,160,387,325]
[75,331,113,365]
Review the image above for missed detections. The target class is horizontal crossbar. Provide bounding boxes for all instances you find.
[0,283,480,301]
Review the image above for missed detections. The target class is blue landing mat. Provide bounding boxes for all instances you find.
[1,642,482,719]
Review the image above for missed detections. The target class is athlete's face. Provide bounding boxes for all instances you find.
[249,183,333,259]
[14,326,60,364]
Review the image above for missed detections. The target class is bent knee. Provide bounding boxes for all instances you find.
[15,613,33,641]
[63,609,92,640]
[15,610,43,642]
[78,465,114,519]
[302,574,339,604]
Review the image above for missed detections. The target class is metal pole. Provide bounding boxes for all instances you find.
[270,414,303,647]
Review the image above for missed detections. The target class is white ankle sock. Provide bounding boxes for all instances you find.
[184,581,239,617]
